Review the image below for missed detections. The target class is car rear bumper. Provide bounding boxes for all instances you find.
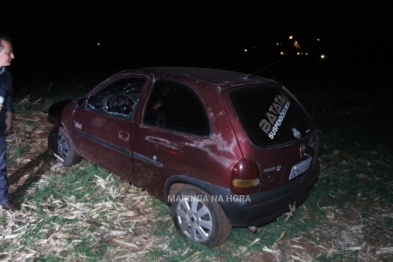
[220,159,320,227]
[165,159,319,227]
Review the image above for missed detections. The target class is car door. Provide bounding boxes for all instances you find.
[131,79,239,198]
[70,76,147,178]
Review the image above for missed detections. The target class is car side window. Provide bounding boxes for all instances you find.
[88,77,146,119]
[144,80,210,136]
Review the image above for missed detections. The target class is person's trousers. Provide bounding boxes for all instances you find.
[0,136,9,204]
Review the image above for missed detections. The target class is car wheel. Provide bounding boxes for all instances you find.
[171,185,232,247]
[48,126,59,156]
[48,126,81,167]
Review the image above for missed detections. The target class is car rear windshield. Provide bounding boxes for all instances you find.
[228,85,315,147]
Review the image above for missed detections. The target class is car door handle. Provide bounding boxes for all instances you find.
[119,130,130,142]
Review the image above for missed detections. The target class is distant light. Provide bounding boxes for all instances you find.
[305,53,308,55]
[280,52,284,55]
[244,49,248,52]
[317,38,320,41]
[253,46,256,49]
[289,35,293,39]
[293,41,301,49]
[321,54,325,59]
[276,42,282,45]
[97,43,101,46]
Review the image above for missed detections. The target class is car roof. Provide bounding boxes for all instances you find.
[125,67,278,87]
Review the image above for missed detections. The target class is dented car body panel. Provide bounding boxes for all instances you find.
[48,67,320,229]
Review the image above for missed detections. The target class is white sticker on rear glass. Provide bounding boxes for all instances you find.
[258,94,290,139]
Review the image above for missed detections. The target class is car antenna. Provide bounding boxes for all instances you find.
[243,60,281,79]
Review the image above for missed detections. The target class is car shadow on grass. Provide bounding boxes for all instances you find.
[8,150,52,202]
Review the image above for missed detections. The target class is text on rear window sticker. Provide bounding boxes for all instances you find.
[259,94,290,139]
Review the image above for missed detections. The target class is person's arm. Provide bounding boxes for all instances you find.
[5,111,12,132]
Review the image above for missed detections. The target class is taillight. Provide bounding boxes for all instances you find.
[230,158,261,195]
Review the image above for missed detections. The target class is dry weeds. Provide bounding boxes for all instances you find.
[1,111,169,261]
[1,110,392,261]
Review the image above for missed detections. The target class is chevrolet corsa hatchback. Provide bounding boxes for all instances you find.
[48,67,320,247]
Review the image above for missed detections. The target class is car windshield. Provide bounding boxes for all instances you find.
[87,77,146,118]
[228,85,315,147]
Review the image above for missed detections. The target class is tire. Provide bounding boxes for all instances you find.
[171,185,232,247]
[48,126,60,156]
[48,126,81,167]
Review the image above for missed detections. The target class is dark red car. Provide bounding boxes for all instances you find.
[48,67,320,247]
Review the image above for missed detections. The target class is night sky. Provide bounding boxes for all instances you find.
[1,1,392,69]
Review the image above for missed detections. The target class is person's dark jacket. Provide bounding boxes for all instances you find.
[0,67,13,136]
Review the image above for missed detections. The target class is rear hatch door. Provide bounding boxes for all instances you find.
[226,84,319,190]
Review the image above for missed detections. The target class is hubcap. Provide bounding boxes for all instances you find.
[176,196,213,242]
[58,134,69,159]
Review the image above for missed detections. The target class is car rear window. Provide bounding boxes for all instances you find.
[228,85,314,147]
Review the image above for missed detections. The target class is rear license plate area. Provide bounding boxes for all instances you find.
[289,158,312,180]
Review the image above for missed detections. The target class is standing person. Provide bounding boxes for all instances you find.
[0,33,18,211]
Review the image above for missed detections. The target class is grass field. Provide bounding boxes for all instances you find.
[1,58,392,261]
